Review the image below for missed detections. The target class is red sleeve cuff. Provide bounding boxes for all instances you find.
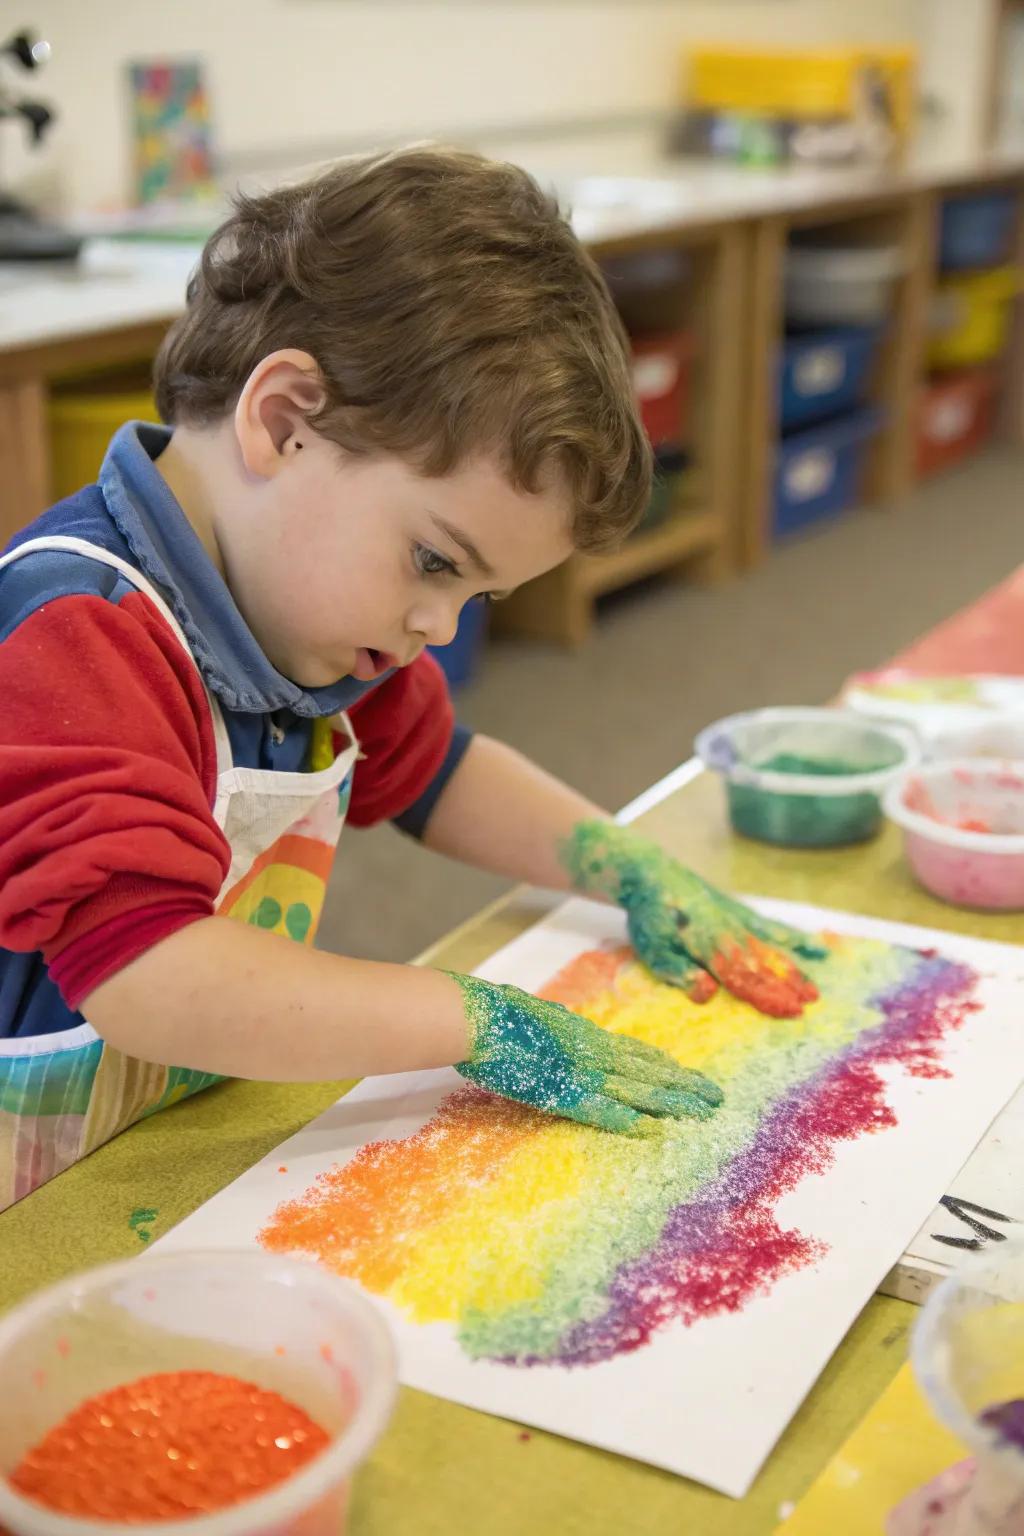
[52,899,213,1011]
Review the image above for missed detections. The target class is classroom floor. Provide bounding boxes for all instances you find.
[319,446,1024,963]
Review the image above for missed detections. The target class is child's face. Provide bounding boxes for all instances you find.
[222,414,575,689]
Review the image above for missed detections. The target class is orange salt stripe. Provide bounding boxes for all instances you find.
[259,1087,536,1288]
[539,945,633,1010]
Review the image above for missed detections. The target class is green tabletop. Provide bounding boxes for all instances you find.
[2,769,1020,1534]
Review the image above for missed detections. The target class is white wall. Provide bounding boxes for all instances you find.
[915,0,998,160]
[6,0,921,212]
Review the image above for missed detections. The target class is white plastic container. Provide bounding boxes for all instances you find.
[0,1250,397,1536]
[929,718,1024,762]
[696,706,917,847]
[844,670,1024,751]
[884,760,1024,911]
[891,1239,1024,1535]
[785,242,906,325]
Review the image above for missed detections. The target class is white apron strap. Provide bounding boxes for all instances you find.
[0,534,233,778]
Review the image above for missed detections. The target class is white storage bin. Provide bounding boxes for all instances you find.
[785,243,906,326]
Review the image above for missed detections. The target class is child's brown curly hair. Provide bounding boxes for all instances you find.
[154,146,651,551]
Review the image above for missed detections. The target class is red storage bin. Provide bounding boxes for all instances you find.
[630,332,694,449]
[917,368,998,479]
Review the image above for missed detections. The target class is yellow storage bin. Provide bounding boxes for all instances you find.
[49,372,160,502]
[928,267,1021,370]
[685,47,916,140]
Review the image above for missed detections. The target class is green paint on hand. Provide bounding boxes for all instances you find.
[560,820,824,1017]
[452,972,722,1136]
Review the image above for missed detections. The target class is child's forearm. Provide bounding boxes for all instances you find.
[422,733,610,889]
[82,918,469,1081]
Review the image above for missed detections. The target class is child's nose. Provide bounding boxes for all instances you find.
[409,600,460,649]
[429,607,461,648]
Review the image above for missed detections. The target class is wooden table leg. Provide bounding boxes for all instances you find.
[0,378,50,544]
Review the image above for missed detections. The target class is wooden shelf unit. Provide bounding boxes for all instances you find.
[577,509,720,597]
[741,189,956,568]
[490,505,720,647]
[0,318,173,546]
[494,218,747,647]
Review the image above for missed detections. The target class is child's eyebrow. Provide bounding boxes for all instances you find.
[429,514,497,580]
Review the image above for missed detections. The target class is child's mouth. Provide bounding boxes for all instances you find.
[352,647,396,682]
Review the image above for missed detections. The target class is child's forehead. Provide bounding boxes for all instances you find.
[434,456,574,531]
[348,448,571,519]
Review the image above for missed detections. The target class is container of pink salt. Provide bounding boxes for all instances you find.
[887,1239,1024,1535]
[0,1250,396,1536]
[884,760,1024,910]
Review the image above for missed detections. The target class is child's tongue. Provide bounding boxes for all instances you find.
[352,647,385,682]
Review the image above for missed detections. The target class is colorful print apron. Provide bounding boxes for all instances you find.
[0,536,359,1211]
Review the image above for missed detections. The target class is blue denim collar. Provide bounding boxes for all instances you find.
[99,421,376,717]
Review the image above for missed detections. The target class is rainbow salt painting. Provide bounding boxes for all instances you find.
[158,899,1024,1495]
[258,917,978,1367]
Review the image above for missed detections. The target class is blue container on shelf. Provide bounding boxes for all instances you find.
[773,407,882,539]
[428,599,489,690]
[939,192,1017,272]
[778,326,882,431]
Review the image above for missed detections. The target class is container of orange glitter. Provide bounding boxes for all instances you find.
[0,1249,397,1535]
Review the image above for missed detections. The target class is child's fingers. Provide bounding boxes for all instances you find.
[613,1036,723,1104]
[740,909,829,961]
[707,889,829,962]
[604,1074,720,1122]
[601,1028,691,1082]
[674,1066,724,1106]
[657,962,720,1004]
[636,940,720,1003]
[560,1093,649,1136]
[711,937,819,1018]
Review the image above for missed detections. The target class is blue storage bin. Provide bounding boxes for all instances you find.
[940,192,1017,272]
[428,599,489,690]
[773,407,882,539]
[778,326,882,431]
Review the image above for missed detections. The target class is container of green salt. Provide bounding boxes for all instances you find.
[696,707,918,848]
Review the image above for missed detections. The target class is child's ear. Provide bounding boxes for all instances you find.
[234,350,326,477]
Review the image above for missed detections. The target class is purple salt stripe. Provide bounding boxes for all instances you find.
[507,952,978,1368]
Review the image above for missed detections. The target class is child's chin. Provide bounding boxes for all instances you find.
[283,653,354,687]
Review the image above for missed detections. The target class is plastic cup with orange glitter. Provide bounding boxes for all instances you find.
[0,1250,397,1535]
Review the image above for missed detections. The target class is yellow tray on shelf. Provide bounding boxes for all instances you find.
[685,46,916,136]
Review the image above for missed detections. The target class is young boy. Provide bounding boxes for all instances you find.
[0,148,822,1208]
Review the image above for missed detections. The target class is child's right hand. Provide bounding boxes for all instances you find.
[451,974,723,1135]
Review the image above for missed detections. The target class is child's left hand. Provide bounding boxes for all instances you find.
[562,821,827,1018]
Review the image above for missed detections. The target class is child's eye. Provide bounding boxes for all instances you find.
[413,543,457,579]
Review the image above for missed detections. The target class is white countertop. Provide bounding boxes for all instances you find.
[5,146,1024,359]
[0,241,198,354]
[559,144,1024,244]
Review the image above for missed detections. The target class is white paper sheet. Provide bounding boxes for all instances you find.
[154,900,1024,1497]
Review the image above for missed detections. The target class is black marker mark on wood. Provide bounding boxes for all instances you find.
[931,1196,1019,1251]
